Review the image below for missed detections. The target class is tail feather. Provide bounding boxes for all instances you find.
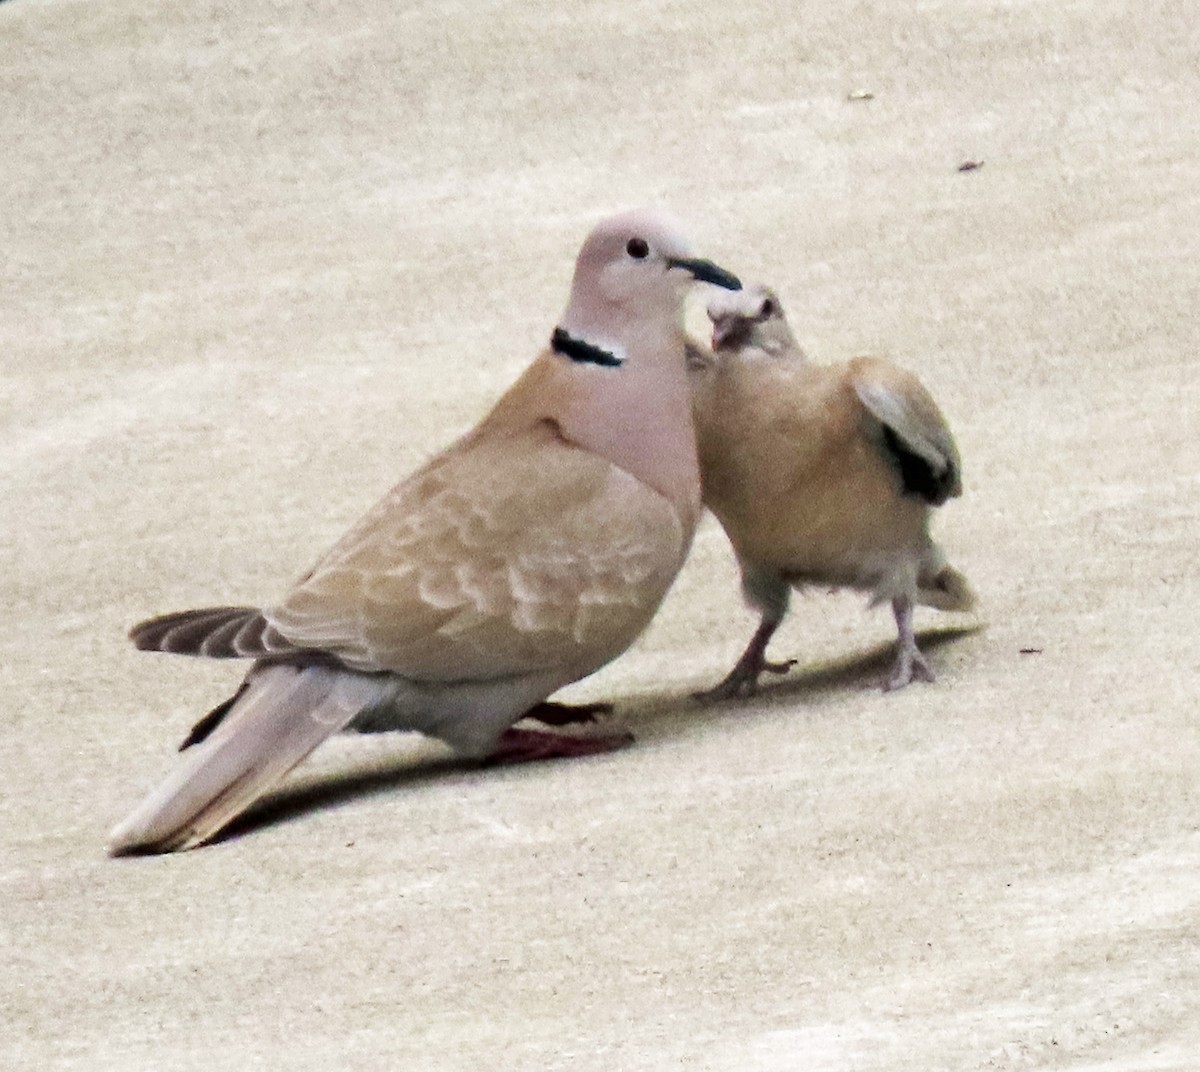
[917,564,976,612]
[129,606,300,660]
[108,664,389,855]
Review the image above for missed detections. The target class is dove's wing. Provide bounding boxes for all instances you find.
[267,419,690,682]
[849,357,962,505]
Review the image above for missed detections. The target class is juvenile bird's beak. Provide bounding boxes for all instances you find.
[710,315,750,351]
[667,257,742,291]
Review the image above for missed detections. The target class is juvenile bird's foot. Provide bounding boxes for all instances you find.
[694,612,795,702]
[884,646,936,691]
[693,651,797,702]
[886,596,936,691]
[486,727,634,765]
[523,700,614,726]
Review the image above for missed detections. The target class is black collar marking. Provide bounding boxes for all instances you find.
[551,327,623,368]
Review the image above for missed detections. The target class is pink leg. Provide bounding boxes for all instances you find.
[486,727,634,765]
[524,700,614,727]
[694,614,795,702]
[886,596,936,691]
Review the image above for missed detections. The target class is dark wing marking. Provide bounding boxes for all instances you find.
[881,425,958,505]
[852,370,961,507]
[129,606,302,659]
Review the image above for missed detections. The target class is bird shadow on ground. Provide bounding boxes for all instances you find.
[219,752,466,844]
[619,623,985,734]
[216,625,982,845]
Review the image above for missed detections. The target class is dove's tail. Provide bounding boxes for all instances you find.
[108,663,389,855]
[916,563,976,613]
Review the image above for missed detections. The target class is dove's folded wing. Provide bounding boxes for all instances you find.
[849,357,962,504]
[267,421,689,682]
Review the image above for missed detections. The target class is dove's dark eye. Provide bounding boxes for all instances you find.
[626,237,650,259]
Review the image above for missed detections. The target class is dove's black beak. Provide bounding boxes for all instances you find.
[667,257,742,291]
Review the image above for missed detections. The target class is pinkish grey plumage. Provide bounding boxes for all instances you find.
[110,209,742,855]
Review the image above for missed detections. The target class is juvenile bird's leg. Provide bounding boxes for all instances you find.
[694,613,795,701]
[695,571,795,701]
[486,727,634,764]
[524,700,614,726]
[886,595,936,691]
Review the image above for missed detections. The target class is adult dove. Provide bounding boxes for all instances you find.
[109,209,741,854]
[688,284,974,698]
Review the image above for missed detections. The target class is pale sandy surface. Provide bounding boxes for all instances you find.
[3,0,1199,1068]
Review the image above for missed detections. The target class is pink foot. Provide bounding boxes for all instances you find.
[523,700,615,727]
[486,727,634,765]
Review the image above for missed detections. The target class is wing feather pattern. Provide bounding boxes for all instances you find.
[130,607,304,660]
[850,358,962,505]
[267,425,687,682]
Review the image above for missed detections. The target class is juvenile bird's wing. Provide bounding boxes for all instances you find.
[266,420,689,682]
[849,357,962,504]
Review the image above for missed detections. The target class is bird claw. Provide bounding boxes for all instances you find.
[884,650,936,691]
[693,655,797,703]
[485,727,634,765]
[523,700,615,727]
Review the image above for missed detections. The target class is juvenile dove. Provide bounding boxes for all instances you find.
[110,209,741,854]
[689,284,974,698]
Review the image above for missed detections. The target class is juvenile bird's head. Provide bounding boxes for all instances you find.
[707,284,801,358]
[557,209,741,366]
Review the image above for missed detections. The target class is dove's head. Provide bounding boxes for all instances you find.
[558,209,741,354]
[707,284,801,358]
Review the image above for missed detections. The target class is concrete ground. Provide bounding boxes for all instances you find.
[2,0,1197,1068]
